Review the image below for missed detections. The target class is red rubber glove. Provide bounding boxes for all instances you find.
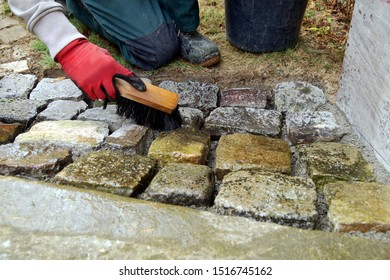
[56,38,145,100]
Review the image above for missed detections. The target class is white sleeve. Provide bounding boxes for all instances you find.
[8,0,85,58]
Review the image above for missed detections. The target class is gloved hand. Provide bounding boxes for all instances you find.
[56,38,145,100]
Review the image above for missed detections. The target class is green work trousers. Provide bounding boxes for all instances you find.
[66,0,200,70]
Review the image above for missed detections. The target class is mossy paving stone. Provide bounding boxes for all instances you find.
[215,133,291,180]
[324,181,390,233]
[215,170,318,229]
[55,150,156,196]
[140,163,215,207]
[0,144,72,178]
[297,142,375,191]
[148,127,210,166]
[2,176,390,259]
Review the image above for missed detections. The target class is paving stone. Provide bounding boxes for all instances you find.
[140,163,214,207]
[178,107,204,129]
[274,81,327,113]
[0,25,29,43]
[0,2,4,14]
[14,120,109,157]
[0,98,46,125]
[105,123,151,154]
[324,181,390,233]
[29,78,84,104]
[2,176,390,260]
[148,127,210,166]
[220,88,268,108]
[296,142,375,191]
[0,122,23,144]
[286,111,348,145]
[77,105,125,133]
[215,170,318,229]
[204,107,282,137]
[159,80,218,114]
[0,60,29,75]
[55,150,156,196]
[215,134,291,180]
[12,46,29,60]
[0,144,72,178]
[0,73,36,100]
[0,17,20,30]
[36,100,88,121]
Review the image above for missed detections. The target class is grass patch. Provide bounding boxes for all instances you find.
[31,39,58,69]
[2,2,12,15]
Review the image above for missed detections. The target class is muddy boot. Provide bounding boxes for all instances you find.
[179,31,220,67]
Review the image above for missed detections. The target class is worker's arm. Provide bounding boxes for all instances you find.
[8,0,84,58]
[8,0,144,100]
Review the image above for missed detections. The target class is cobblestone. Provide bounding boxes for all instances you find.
[324,181,390,233]
[29,78,84,104]
[0,73,37,99]
[1,2,390,259]
[215,134,291,180]
[140,163,214,207]
[215,170,317,229]
[55,150,156,196]
[148,127,210,166]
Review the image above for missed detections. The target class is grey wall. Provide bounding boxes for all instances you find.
[337,0,390,171]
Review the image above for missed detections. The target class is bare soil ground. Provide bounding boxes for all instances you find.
[140,0,354,104]
[2,0,354,104]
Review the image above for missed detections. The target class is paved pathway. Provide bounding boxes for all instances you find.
[1,2,390,259]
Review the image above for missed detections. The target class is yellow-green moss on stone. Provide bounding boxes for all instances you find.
[215,170,317,229]
[297,142,375,191]
[148,127,210,166]
[324,181,390,233]
[55,150,156,196]
[215,134,291,180]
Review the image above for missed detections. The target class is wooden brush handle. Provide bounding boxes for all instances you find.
[115,77,179,114]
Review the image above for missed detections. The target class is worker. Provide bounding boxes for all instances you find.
[8,0,220,101]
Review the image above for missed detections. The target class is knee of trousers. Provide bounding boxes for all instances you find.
[121,23,180,70]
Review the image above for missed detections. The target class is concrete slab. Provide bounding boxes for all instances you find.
[1,176,389,259]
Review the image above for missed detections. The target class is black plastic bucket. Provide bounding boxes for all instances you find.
[225,0,309,53]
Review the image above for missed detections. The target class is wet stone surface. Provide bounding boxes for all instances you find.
[274,81,327,113]
[178,107,204,129]
[286,111,348,145]
[148,127,210,166]
[159,80,218,114]
[36,100,88,121]
[2,176,390,260]
[296,142,375,191]
[105,122,151,154]
[204,107,282,137]
[14,120,109,157]
[77,105,126,133]
[55,150,156,196]
[324,181,390,234]
[215,134,291,180]
[140,163,215,207]
[0,98,46,125]
[0,143,72,178]
[0,73,37,99]
[29,78,84,104]
[220,88,268,108]
[215,170,318,229]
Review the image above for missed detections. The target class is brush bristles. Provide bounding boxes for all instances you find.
[116,94,182,131]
